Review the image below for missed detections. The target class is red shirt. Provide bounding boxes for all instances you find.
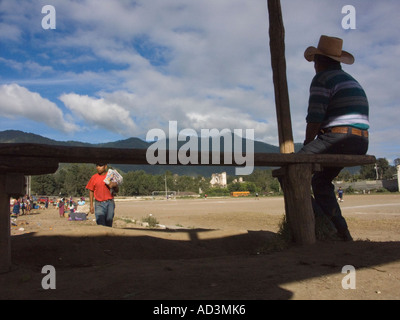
[86,173,113,202]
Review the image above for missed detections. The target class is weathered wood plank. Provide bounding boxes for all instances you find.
[0,143,149,165]
[0,143,376,169]
[253,153,376,168]
[0,156,59,175]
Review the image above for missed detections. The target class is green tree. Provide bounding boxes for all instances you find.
[238,169,279,194]
[121,171,165,196]
[336,170,352,182]
[360,158,396,180]
[359,163,376,180]
[175,176,198,193]
[62,164,95,196]
[32,163,97,197]
[228,182,242,193]
[31,174,57,195]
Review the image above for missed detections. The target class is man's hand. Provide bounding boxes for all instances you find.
[109,181,119,194]
[304,122,321,145]
[89,205,94,215]
[109,181,118,188]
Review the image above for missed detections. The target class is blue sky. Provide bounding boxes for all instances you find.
[0,0,399,163]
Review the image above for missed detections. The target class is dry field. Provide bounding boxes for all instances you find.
[1,194,400,300]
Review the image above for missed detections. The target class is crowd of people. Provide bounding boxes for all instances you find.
[57,197,86,218]
[9,195,86,218]
[10,195,34,216]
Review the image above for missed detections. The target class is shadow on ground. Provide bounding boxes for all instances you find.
[1,227,400,300]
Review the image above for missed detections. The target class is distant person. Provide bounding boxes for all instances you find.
[68,200,75,214]
[298,35,369,241]
[58,198,65,218]
[337,187,344,202]
[11,198,20,216]
[21,200,26,215]
[86,163,119,227]
[26,196,31,215]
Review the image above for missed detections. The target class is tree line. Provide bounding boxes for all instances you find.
[31,164,280,197]
[336,158,398,181]
[31,157,398,198]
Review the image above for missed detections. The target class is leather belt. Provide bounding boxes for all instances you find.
[321,126,369,138]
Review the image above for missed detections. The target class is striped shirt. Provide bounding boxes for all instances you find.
[306,65,369,130]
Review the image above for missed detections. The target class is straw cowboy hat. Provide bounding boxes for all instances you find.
[304,35,355,65]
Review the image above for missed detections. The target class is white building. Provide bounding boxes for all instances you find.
[210,172,227,188]
[397,165,400,192]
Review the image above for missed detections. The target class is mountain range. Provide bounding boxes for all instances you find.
[0,130,302,176]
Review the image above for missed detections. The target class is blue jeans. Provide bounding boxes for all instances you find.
[95,199,115,227]
[299,132,368,234]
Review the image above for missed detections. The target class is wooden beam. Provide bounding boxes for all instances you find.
[0,143,149,166]
[267,0,294,154]
[0,156,59,175]
[0,143,376,170]
[254,153,376,168]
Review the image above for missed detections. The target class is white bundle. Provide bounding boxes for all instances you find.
[104,169,123,185]
[104,169,123,196]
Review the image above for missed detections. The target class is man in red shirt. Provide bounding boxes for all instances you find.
[86,164,119,227]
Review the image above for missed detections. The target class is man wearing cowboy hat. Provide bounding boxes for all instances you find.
[299,35,370,241]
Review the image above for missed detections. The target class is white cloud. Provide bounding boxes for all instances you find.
[0,84,79,133]
[0,22,22,41]
[59,93,138,137]
[0,57,54,76]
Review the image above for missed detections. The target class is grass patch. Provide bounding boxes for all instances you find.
[117,217,136,224]
[276,212,339,244]
[141,214,159,228]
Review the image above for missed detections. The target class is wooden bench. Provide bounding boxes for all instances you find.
[0,143,376,272]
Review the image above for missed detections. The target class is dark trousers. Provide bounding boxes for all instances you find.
[299,131,369,234]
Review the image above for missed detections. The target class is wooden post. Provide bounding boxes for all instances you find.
[0,174,11,273]
[280,164,316,245]
[267,0,294,154]
[268,0,316,244]
[0,173,25,273]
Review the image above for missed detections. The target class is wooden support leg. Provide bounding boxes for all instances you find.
[0,173,25,273]
[280,164,316,245]
[0,174,11,273]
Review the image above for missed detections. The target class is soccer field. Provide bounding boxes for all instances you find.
[114,194,400,236]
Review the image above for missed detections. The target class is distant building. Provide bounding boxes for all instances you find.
[232,177,244,184]
[210,172,227,188]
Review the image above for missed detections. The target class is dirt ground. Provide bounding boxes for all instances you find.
[1,194,400,300]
